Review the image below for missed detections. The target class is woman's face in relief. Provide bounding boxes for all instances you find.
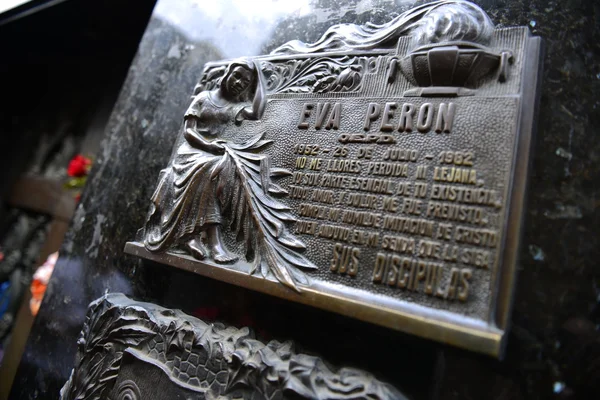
[226,66,253,98]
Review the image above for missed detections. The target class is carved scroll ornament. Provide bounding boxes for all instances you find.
[60,294,404,400]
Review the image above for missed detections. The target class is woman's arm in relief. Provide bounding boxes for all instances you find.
[183,119,223,153]
[237,61,266,122]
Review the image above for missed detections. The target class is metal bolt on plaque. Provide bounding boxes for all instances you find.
[125,0,542,357]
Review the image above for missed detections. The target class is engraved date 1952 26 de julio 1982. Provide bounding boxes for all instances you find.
[290,100,499,303]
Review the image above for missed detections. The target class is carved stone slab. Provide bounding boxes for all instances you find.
[125,0,542,356]
[60,294,404,400]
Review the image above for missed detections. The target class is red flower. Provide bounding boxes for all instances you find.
[30,252,58,316]
[67,155,91,177]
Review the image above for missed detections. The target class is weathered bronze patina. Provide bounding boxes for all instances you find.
[125,0,542,357]
[61,294,404,400]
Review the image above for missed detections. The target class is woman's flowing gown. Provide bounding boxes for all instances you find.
[144,91,245,252]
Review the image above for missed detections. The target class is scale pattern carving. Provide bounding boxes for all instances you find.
[60,294,404,400]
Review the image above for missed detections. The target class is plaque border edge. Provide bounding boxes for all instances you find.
[125,241,503,356]
[492,33,544,358]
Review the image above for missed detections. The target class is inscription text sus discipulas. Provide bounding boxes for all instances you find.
[291,100,499,303]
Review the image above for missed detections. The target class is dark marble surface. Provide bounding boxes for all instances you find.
[11,0,600,399]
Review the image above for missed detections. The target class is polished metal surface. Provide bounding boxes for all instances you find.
[125,0,542,357]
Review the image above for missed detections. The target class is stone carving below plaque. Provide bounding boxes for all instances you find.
[60,294,404,400]
[125,0,542,357]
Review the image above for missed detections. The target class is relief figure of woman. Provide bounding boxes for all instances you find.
[144,59,266,263]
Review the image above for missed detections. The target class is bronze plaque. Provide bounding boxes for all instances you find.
[125,1,542,357]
